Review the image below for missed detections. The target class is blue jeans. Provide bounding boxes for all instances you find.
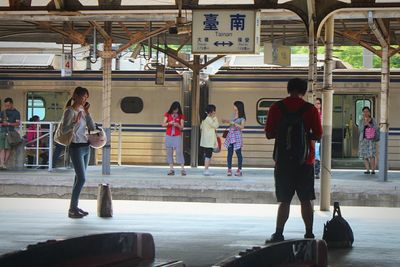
[227,144,243,170]
[52,143,65,167]
[69,145,90,209]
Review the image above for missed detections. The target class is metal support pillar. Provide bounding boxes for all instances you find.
[190,55,201,167]
[379,46,389,181]
[320,17,334,211]
[368,11,390,181]
[307,36,317,102]
[102,42,112,175]
[307,0,317,102]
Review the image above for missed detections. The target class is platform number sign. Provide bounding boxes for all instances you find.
[192,10,260,54]
[61,53,72,77]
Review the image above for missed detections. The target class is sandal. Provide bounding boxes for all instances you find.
[167,170,175,176]
[181,169,187,176]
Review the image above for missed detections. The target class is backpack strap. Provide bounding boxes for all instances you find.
[298,102,313,115]
[276,100,312,115]
[276,100,287,115]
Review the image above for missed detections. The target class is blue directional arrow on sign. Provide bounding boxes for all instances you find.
[214,41,233,47]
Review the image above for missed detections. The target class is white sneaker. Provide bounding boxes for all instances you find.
[203,170,213,176]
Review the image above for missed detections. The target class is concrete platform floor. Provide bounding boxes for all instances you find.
[0,198,399,267]
[0,165,399,207]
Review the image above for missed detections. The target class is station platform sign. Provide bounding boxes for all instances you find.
[192,10,260,54]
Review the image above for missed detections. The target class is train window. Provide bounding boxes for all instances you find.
[355,99,372,126]
[27,96,45,120]
[256,98,278,125]
[121,97,144,114]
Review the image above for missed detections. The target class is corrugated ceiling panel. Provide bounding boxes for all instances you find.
[121,0,175,5]
[79,0,98,5]
[0,54,54,66]
[31,0,51,6]
[199,0,253,4]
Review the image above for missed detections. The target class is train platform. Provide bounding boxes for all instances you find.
[0,165,399,207]
[0,198,399,267]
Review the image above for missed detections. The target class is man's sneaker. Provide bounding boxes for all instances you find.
[304,233,315,239]
[77,208,89,216]
[203,170,213,176]
[265,233,284,244]
[227,169,232,176]
[68,208,84,219]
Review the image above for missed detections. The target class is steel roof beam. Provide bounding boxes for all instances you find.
[115,21,175,56]
[29,21,88,45]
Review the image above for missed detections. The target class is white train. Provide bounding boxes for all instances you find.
[1,68,399,169]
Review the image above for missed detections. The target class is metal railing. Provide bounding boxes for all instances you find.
[20,121,123,171]
[21,121,56,171]
[112,123,123,166]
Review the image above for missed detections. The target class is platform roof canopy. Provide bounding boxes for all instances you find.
[0,0,399,57]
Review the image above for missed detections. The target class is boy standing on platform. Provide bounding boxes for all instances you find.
[265,78,322,242]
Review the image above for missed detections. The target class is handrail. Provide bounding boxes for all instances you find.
[21,121,58,171]
[20,121,124,170]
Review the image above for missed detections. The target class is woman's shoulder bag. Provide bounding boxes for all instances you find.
[54,108,74,146]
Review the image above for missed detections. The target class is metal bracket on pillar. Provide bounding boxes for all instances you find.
[98,50,117,59]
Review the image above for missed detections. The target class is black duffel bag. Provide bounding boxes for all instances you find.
[323,201,354,248]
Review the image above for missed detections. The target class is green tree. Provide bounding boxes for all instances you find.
[291,46,400,69]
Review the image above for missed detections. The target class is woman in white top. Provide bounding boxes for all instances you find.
[61,86,95,218]
[200,105,219,176]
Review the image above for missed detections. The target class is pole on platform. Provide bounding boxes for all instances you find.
[320,16,334,211]
[101,23,113,175]
[48,122,53,172]
[190,55,201,167]
[368,11,390,182]
[379,46,389,182]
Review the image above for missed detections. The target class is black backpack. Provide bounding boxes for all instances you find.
[323,202,354,248]
[273,101,311,166]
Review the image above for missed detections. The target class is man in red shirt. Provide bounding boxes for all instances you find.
[265,78,323,242]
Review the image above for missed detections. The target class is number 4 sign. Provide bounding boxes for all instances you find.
[61,53,73,77]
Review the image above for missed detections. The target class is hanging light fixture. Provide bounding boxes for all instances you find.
[129,44,142,63]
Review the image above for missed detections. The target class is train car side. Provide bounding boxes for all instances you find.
[208,69,400,169]
[0,70,184,165]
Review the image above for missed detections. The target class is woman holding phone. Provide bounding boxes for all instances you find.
[61,86,95,218]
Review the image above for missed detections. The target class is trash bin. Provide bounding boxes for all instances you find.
[97,183,113,217]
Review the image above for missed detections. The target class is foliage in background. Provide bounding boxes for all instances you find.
[291,46,400,68]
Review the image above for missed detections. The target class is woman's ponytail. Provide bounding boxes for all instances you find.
[65,97,73,109]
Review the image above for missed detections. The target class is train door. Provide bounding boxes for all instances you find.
[332,94,376,163]
[26,91,70,121]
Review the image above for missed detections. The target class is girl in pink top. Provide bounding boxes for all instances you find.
[162,101,186,176]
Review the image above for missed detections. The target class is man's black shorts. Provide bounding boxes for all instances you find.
[274,163,315,203]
